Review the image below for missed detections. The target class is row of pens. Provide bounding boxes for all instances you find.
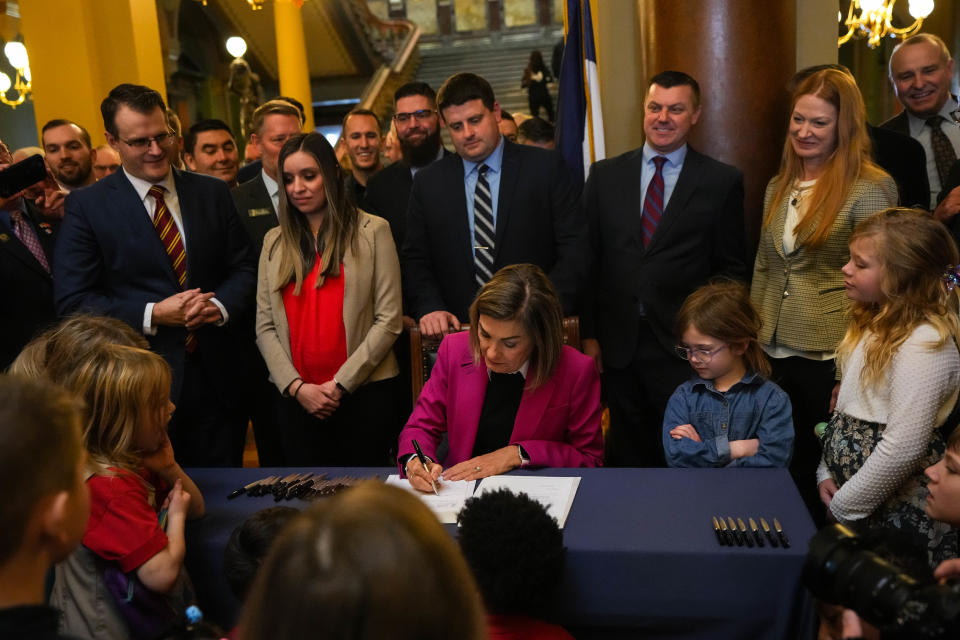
[227,473,361,502]
[713,516,790,548]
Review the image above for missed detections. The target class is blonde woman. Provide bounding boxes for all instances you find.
[750,68,897,516]
[820,209,959,566]
[256,132,402,466]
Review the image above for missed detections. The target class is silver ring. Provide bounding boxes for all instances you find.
[475,465,481,471]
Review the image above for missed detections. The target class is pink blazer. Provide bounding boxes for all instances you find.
[398,331,603,470]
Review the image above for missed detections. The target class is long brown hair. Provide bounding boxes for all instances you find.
[55,344,172,474]
[272,132,358,294]
[240,482,487,640]
[468,264,563,390]
[675,281,771,378]
[838,208,960,389]
[763,69,887,248]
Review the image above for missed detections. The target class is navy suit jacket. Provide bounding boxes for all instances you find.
[0,201,58,369]
[582,146,747,366]
[402,140,586,321]
[54,168,257,402]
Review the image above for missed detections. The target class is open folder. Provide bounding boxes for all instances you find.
[385,474,580,527]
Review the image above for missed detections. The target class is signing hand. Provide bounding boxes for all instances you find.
[444,446,520,482]
[152,289,209,327]
[406,456,443,493]
[669,423,702,442]
[418,310,461,339]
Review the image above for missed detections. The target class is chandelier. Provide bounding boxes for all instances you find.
[0,41,31,108]
[838,0,934,48]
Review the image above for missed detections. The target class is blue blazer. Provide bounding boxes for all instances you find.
[54,169,257,403]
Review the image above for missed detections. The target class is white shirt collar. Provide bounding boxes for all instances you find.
[123,166,176,202]
[486,360,530,380]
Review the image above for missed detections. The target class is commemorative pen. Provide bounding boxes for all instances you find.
[712,516,726,546]
[748,518,764,547]
[759,518,779,548]
[737,518,753,548]
[773,518,790,548]
[227,475,277,499]
[717,516,731,545]
[411,439,439,496]
[726,517,743,546]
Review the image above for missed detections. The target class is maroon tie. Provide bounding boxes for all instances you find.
[641,155,668,247]
[10,209,50,273]
[149,185,196,353]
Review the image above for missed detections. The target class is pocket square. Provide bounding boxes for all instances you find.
[248,208,272,218]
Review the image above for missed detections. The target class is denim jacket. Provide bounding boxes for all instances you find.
[662,372,794,468]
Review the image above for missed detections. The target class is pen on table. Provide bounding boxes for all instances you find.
[712,516,726,546]
[737,518,753,548]
[773,518,790,548]
[228,475,275,499]
[760,518,778,548]
[727,517,744,546]
[411,439,440,496]
[717,516,732,545]
[749,518,764,547]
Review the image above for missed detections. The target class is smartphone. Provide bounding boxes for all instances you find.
[0,154,47,199]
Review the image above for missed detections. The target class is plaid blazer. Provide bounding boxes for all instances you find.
[750,175,897,353]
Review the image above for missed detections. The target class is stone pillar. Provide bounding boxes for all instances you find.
[636,0,796,248]
[273,0,315,131]
[19,0,167,145]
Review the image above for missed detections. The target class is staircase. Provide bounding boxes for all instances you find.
[415,31,562,122]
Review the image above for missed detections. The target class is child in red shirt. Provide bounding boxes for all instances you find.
[50,344,205,640]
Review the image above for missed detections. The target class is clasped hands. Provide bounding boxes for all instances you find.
[406,445,520,493]
[153,289,222,330]
[292,379,343,419]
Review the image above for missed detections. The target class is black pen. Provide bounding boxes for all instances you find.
[737,518,754,547]
[411,439,439,496]
[760,518,779,548]
[774,518,790,548]
[717,516,732,545]
[749,518,764,547]
[712,516,726,546]
[727,517,743,546]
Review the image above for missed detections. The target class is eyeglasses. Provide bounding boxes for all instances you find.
[674,344,727,363]
[117,131,177,150]
[394,109,436,124]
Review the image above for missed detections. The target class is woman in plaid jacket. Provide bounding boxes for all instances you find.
[750,68,897,520]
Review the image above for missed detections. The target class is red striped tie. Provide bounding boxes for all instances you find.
[149,185,196,353]
[641,156,668,248]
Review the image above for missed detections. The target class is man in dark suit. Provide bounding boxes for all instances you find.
[403,73,585,338]
[881,33,959,214]
[54,83,256,467]
[231,99,303,256]
[582,70,747,467]
[364,81,449,255]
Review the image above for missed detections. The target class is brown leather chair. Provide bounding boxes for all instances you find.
[408,316,582,403]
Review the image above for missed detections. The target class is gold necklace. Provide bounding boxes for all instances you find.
[790,182,813,208]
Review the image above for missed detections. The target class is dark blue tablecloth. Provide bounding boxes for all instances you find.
[185,467,816,639]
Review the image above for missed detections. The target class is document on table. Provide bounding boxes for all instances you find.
[385,475,474,523]
[474,476,581,528]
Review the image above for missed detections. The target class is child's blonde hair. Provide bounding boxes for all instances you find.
[837,208,960,389]
[674,281,771,378]
[55,344,172,474]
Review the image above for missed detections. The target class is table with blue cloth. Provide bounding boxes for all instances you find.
[185,467,816,639]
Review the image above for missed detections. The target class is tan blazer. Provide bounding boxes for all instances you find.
[751,175,897,353]
[256,211,402,394]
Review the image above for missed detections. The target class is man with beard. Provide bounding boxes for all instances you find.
[41,120,95,191]
[363,82,449,254]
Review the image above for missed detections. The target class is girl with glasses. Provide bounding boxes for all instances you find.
[663,281,794,468]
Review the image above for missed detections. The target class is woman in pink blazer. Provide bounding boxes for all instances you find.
[399,264,603,492]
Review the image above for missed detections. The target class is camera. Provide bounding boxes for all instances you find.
[804,523,960,639]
